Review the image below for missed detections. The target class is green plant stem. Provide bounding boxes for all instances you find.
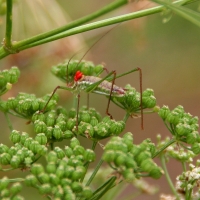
[7,178,24,183]
[0,0,196,59]
[152,138,176,158]
[0,0,129,59]
[160,153,180,200]
[4,112,13,131]
[85,158,104,186]
[5,0,13,48]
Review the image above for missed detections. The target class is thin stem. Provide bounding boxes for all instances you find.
[85,159,104,186]
[0,0,196,59]
[4,112,13,131]
[5,0,13,48]
[152,138,176,158]
[160,154,180,200]
[123,112,130,123]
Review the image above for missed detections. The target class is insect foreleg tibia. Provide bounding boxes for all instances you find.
[40,86,74,113]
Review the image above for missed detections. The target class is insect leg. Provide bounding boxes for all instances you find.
[106,70,116,119]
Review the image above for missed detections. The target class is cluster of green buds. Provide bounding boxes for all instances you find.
[0,177,24,200]
[32,106,125,141]
[158,105,200,154]
[113,86,157,117]
[0,92,58,119]
[0,130,48,169]
[51,60,104,84]
[25,140,95,199]
[176,161,200,199]
[103,133,163,182]
[0,67,20,96]
[157,135,196,162]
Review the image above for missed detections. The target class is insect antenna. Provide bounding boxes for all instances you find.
[138,67,143,130]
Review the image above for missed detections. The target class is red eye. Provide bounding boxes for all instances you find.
[74,71,83,81]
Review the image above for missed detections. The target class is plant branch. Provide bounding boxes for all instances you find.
[4,0,13,48]
[160,154,180,200]
[0,0,196,59]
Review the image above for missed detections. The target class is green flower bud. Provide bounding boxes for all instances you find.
[7,97,17,109]
[24,138,34,149]
[10,130,21,144]
[10,182,22,195]
[158,105,170,120]
[68,157,83,167]
[88,108,102,122]
[52,125,63,140]
[32,112,45,123]
[46,163,57,174]
[70,137,80,149]
[122,168,135,182]
[45,114,55,126]
[0,144,9,153]
[142,88,154,97]
[25,175,38,186]
[149,167,163,179]
[34,121,47,134]
[20,132,29,145]
[80,111,91,123]
[94,64,104,75]
[8,70,18,84]
[31,164,44,175]
[125,157,137,168]
[1,188,10,197]
[54,147,65,159]
[39,183,52,194]
[71,181,83,193]
[61,178,71,187]
[0,153,11,165]
[63,130,74,139]
[71,166,86,181]
[56,106,68,116]
[64,146,73,158]
[35,133,47,145]
[114,153,126,166]
[0,177,9,190]
[46,126,53,139]
[73,146,85,156]
[142,95,156,108]
[56,120,66,131]
[110,121,125,135]
[124,89,140,109]
[166,111,180,125]
[31,100,40,112]
[10,155,22,168]
[102,150,116,163]
[29,141,42,154]
[38,145,48,156]
[186,131,199,144]
[47,151,58,163]
[69,108,76,118]
[135,152,151,165]
[0,100,8,112]
[140,159,155,172]
[192,143,200,154]
[176,123,192,136]
[66,118,76,131]
[64,166,74,178]
[8,146,17,156]
[56,166,65,178]
[0,75,6,87]
[94,122,110,138]
[90,116,99,126]
[84,149,96,162]
[81,186,93,198]
[49,174,60,185]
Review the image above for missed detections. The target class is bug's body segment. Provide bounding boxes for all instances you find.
[74,73,125,97]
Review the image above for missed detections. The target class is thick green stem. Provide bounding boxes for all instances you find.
[160,154,180,200]
[0,0,196,59]
[4,0,13,48]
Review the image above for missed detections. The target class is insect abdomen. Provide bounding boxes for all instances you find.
[79,76,125,97]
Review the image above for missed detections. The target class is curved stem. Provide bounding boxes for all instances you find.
[5,0,13,48]
[152,138,176,158]
[160,153,180,200]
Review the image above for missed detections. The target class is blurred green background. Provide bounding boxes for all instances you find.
[0,0,200,199]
